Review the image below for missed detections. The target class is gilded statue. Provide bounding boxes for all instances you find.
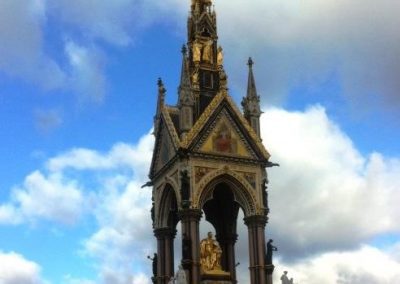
[202,40,213,63]
[217,46,223,66]
[191,69,199,85]
[200,232,222,272]
[202,0,213,6]
[193,40,202,63]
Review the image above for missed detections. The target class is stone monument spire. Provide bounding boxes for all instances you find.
[242,57,262,137]
[149,1,275,284]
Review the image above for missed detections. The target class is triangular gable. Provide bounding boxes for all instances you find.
[198,13,217,36]
[181,91,270,160]
[197,110,254,158]
[150,110,180,177]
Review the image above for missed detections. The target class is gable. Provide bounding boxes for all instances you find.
[196,109,255,159]
[181,91,270,161]
[150,114,179,177]
[198,13,216,36]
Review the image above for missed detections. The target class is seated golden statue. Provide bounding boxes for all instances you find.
[200,232,227,274]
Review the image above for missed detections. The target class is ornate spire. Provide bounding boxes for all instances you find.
[154,78,166,135]
[246,57,258,100]
[191,0,213,15]
[178,45,195,136]
[157,77,166,112]
[179,45,191,91]
[242,58,262,137]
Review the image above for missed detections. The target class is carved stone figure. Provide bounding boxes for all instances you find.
[151,201,155,224]
[266,239,277,265]
[148,253,157,278]
[191,69,199,85]
[180,170,190,207]
[262,179,268,208]
[193,40,202,63]
[200,232,223,272]
[280,271,293,284]
[175,265,188,284]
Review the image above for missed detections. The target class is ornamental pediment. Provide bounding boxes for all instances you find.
[196,109,256,159]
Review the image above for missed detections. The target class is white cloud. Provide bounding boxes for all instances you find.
[0,171,84,225]
[65,41,107,103]
[214,0,400,112]
[273,244,400,284]
[141,0,400,113]
[0,0,66,90]
[0,251,46,284]
[81,134,155,283]
[63,275,96,284]
[2,106,400,282]
[262,106,400,257]
[47,133,153,178]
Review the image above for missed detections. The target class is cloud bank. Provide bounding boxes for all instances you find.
[2,106,399,283]
[2,0,398,114]
[214,0,400,113]
[0,252,46,284]
[263,106,400,257]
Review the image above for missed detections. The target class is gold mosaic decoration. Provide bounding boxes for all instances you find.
[194,166,214,184]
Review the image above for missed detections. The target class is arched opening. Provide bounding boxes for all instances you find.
[203,183,240,274]
[198,175,256,283]
[158,184,179,229]
[155,184,179,282]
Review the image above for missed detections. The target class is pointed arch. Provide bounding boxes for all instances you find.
[156,183,179,229]
[194,167,259,216]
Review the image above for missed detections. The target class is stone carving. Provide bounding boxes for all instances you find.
[175,265,188,284]
[262,178,268,208]
[151,199,155,225]
[180,170,190,205]
[191,69,199,85]
[147,253,158,278]
[242,172,256,189]
[194,167,213,184]
[200,232,223,273]
[280,271,293,284]
[266,239,277,265]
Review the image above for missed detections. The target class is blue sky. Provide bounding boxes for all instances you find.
[0,0,400,283]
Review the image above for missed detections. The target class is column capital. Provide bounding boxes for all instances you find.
[178,208,202,221]
[243,215,268,227]
[153,227,177,239]
[265,264,275,274]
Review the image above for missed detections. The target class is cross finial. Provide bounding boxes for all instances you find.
[181,44,187,56]
[248,57,254,68]
[157,78,166,95]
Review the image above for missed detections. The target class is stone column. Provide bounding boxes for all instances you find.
[244,215,268,284]
[179,209,202,284]
[216,233,238,283]
[154,227,177,284]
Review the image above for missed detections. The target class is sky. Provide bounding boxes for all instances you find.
[0,0,399,283]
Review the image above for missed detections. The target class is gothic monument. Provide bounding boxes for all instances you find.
[149,0,276,283]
